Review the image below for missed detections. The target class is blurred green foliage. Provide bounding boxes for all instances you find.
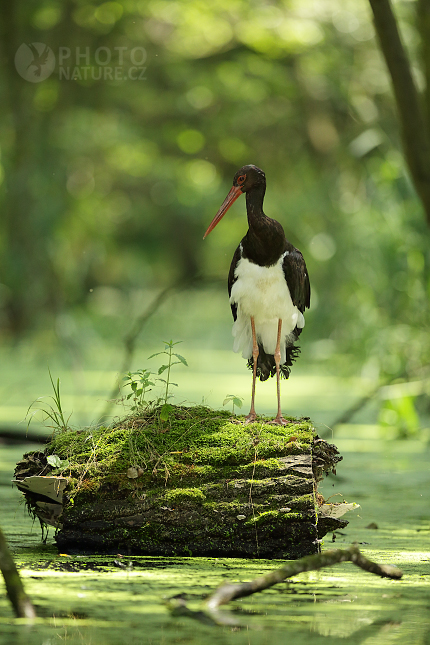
[0,0,429,434]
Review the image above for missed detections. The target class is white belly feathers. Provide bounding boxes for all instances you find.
[230,254,305,364]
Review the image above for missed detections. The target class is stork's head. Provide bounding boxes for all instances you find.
[203,164,265,239]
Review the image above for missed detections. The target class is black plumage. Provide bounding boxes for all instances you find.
[204,164,310,424]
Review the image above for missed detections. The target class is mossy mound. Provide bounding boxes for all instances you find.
[14,405,345,558]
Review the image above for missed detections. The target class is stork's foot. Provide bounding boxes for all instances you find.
[269,415,289,426]
[244,411,257,423]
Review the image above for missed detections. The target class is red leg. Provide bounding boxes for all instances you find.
[245,316,258,423]
[271,319,288,425]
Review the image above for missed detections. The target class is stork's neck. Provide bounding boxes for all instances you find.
[245,183,266,228]
[243,184,286,267]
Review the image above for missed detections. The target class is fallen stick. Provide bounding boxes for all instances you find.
[0,526,36,619]
[205,545,402,612]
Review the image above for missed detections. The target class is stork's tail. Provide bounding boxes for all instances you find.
[247,343,301,382]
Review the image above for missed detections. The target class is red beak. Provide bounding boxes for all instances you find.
[203,185,243,239]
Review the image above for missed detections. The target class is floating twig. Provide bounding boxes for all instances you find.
[167,545,402,626]
[205,545,402,613]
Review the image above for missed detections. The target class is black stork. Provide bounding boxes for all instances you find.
[204,165,310,425]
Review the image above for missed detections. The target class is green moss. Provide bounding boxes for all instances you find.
[44,405,315,506]
[289,493,315,510]
[235,458,291,477]
[245,510,304,526]
[27,402,319,561]
[14,405,326,558]
[163,487,206,504]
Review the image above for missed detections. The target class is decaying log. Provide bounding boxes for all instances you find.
[13,408,354,558]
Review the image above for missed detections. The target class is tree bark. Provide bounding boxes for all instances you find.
[369,0,430,226]
[417,0,430,130]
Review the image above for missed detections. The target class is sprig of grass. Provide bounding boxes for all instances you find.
[26,369,71,434]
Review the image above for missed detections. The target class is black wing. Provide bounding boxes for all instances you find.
[282,247,310,313]
[227,244,242,322]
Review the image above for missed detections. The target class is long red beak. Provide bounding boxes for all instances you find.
[203,185,243,239]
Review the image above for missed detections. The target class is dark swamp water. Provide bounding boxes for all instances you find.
[1,428,429,645]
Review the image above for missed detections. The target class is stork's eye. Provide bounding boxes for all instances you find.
[237,174,246,184]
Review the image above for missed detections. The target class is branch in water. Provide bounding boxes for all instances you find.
[205,545,402,612]
[0,527,36,619]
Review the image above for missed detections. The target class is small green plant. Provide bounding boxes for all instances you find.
[122,341,188,423]
[46,454,70,471]
[149,340,188,421]
[223,394,244,415]
[26,369,71,433]
[122,369,155,412]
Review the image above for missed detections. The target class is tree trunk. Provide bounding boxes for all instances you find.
[369,0,430,226]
